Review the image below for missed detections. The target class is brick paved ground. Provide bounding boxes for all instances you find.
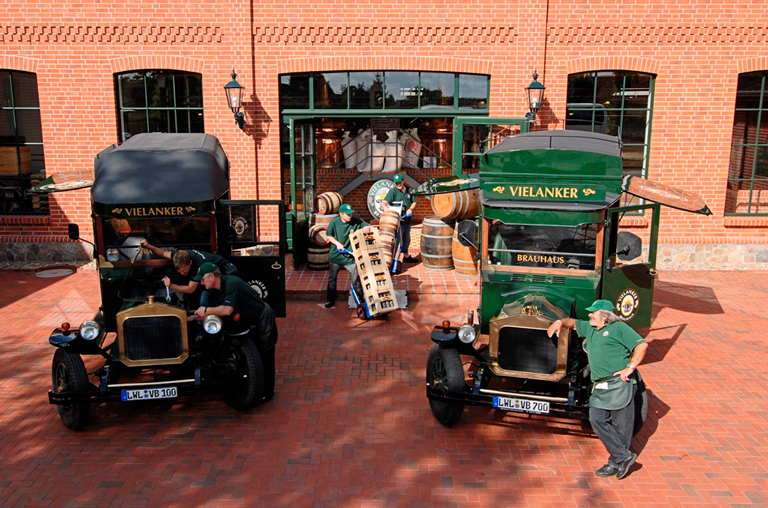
[1,268,767,508]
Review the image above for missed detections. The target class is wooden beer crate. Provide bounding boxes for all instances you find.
[349,228,397,317]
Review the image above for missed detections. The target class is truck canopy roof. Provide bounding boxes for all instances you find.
[486,130,622,158]
[92,133,229,206]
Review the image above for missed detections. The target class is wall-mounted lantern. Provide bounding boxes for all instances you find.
[525,69,546,124]
[224,70,245,129]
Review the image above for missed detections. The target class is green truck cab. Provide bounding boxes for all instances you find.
[39,133,287,430]
[417,130,710,427]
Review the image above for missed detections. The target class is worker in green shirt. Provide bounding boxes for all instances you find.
[547,299,648,480]
[381,174,417,273]
[192,262,278,404]
[324,203,371,308]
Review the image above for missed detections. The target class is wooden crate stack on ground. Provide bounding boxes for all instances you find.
[349,228,397,317]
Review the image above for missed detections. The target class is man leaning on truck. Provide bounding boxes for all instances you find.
[140,240,237,298]
[547,299,648,480]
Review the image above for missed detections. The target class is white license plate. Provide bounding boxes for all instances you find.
[121,386,178,401]
[493,396,550,414]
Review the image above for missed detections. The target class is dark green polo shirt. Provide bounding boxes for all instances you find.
[209,275,266,324]
[383,186,416,219]
[575,320,646,382]
[326,216,369,265]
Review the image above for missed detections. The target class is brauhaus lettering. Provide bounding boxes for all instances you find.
[517,254,565,264]
[508,186,579,199]
[123,207,186,217]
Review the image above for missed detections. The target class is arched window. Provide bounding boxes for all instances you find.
[115,70,204,142]
[565,71,655,184]
[727,71,768,215]
[0,70,46,214]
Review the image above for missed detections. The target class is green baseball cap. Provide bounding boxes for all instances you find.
[585,299,615,312]
[393,174,403,183]
[192,262,218,281]
[339,203,355,215]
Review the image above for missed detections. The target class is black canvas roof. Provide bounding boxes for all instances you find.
[91,133,229,205]
[486,130,622,158]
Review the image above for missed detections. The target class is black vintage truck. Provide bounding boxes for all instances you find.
[39,133,286,430]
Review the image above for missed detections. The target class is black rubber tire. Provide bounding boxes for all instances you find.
[356,304,369,320]
[426,344,465,426]
[633,377,648,436]
[51,348,91,431]
[222,338,265,411]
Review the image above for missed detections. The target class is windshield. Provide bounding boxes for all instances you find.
[487,220,599,271]
[101,216,212,260]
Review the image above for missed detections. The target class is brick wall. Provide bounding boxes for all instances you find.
[2,0,768,265]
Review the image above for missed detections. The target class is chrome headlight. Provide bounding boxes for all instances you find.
[203,315,223,334]
[79,321,101,341]
[458,324,477,344]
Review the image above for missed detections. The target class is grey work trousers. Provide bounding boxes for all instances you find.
[326,262,362,303]
[589,383,637,467]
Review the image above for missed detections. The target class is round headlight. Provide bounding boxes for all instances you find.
[203,315,223,334]
[458,324,476,344]
[79,321,101,341]
[106,248,120,262]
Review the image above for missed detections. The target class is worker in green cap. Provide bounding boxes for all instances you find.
[381,174,417,273]
[547,299,648,480]
[324,203,371,308]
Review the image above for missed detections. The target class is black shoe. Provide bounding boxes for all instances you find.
[617,452,637,479]
[324,300,335,308]
[595,463,619,477]
[403,256,418,263]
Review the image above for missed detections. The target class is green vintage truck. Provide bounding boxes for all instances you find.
[417,130,710,428]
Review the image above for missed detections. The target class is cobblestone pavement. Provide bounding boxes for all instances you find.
[1,269,767,508]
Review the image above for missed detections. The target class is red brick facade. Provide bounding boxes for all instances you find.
[2,1,768,266]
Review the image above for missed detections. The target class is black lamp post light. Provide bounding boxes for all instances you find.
[525,69,546,124]
[224,70,245,129]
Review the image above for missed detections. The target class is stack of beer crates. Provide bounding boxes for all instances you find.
[348,228,397,317]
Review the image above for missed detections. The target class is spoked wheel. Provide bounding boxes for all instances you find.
[426,344,465,426]
[51,349,91,430]
[222,338,264,411]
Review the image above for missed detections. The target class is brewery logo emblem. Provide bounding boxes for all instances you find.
[603,330,610,336]
[232,216,249,237]
[248,279,268,299]
[617,289,640,321]
[367,179,396,219]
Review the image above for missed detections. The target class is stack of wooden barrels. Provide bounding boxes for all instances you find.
[421,188,480,277]
[307,191,343,270]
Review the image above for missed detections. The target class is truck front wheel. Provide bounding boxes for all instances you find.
[426,344,465,426]
[51,349,91,430]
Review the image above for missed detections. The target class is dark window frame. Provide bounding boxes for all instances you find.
[115,70,205,143]
[727,71,768,215]
[0,70,47,214]
[565,70,656,210]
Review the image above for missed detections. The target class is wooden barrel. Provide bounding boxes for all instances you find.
[452,225,479,277]
[307,245,330,270]
[314,192,343,215]
[379,210,401,235]
[430,189,480,220]
[308,224,330,246]
[379,228,396,267]
[309,213,338,228]
[420,216,455,271]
